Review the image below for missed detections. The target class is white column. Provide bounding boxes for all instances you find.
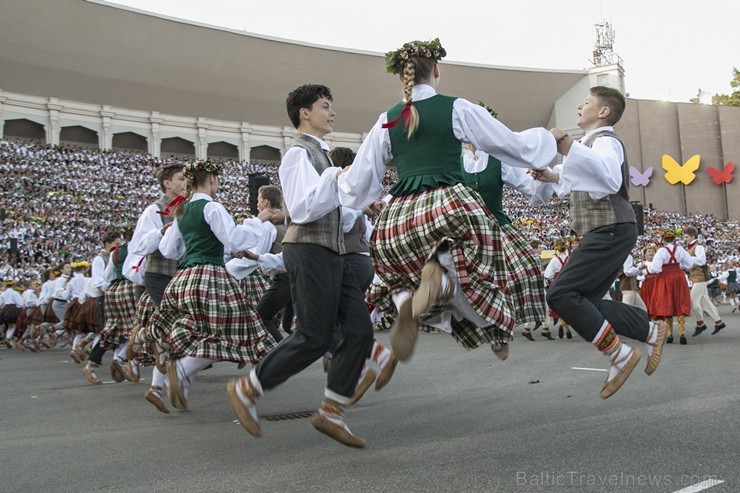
[100,106,114,150]
[196,117,208,160]
[149,112,162,158]
[240,123,252,162]
[282,126,296,155]
[46,99,62,146]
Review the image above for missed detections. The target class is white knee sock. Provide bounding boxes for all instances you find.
[73,334,84,348]
[113,343,128,363]
[151,367,166,390]
[371,341,391,369]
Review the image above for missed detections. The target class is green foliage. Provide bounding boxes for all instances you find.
[691,67,740,106]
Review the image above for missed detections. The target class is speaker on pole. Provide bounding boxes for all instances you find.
[248,174,270,215]
[631,202,644,235]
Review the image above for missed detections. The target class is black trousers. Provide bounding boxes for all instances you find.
[255,243,373,399]
[329,253,374,355]
[546,223,649,342]
[144,272,172,308]
[256,273,291,343]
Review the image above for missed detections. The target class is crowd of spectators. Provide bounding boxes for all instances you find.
[0,138,737,283]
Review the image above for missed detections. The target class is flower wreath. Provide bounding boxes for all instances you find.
[183,160,223,178]
[478,101,499,119]
[384,38,447,74]
[70,261,91,269]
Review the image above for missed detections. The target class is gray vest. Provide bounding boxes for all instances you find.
[343,213,369,255]
[282,135,345,254]
[270,224,286,254]
[145,196,179,277]
[569,130,635,235]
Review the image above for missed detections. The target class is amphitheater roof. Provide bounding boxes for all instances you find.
[0,0,586,134]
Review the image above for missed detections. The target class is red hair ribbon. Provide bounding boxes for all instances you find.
[382,100,413,130]
[156,195,186,217]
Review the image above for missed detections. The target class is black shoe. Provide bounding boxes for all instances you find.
[679,335,687,345]
[558,326,564,339]
[711,322,726,335]
[666,336,673,344]
[566,330,573,339]
[692,324,707,337]
[541,331,554,341]
[522,331,535,342]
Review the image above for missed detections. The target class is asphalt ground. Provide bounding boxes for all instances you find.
[1,304,738,493]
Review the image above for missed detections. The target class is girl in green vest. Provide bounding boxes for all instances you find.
[148,160,276,411]
[338,38,557,363]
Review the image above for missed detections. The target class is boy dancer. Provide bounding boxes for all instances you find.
[533,86,667,398]
[227,84,374,448]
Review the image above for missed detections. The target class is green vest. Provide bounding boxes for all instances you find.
[729,270,737,283]
[112,244,128,281]
[387,94,465,196]
[179,199,225,268]
[460,154,510,225]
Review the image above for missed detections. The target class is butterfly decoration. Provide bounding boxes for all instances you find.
[629,166,652,187]
[707,161,734,185]
[662,154,700,185]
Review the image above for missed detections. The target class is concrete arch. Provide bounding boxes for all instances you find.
[207,141,238,160]
[3,118,45,143]
[59,125,98,147]
[161,136,195,159]
[112,131,148,152]
[250,145,281,162]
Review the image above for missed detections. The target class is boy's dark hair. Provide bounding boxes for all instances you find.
[286,84,333,128]
[258,185,283,209]
[101,230,121,246]
[529,239,542,250]
[590,86,626,126]
[155,163,183,193]
[329,147,356,169]
[683,226,698,238]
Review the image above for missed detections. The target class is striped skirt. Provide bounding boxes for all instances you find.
[239,273,269,307]
[149,264,276,363]
[73,298,101,334]
[132,291,156,366]
[43,301,59,324]
[26,306,45,325]
[367,183,546,350]
[100,280,138,349]
[63,299,82,332]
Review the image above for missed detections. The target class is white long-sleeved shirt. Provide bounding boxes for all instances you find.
[23,289,39,308]
[531,126,625,201]
[2,289,24,308]
[544,254,569,281]
[338,84,556,209]
[226,218,278,280]
[462,149,554,206]
[159,192,236,261]
[57,273,88,301]
[130,203,166,257]
[89,253,109,294]
[622,255,640,277]
[686,241,707,266]
[649,244,695,273]
[38,279,55,305]
[279,134,341,224]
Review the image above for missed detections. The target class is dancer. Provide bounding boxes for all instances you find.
[619,249,648,312]
[542,240,571,340]
[683,227,726,336]
[338,39,555,365]
[532,86,667,398]
[647,230,694,344]
[153,160,275,411]
[227,84,374,448]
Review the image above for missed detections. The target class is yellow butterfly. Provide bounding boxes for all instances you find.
[662,154,700,185]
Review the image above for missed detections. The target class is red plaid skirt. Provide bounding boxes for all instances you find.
[239,273,269,307]
[43,301,59,324]
[26,306,44,325]
[368,183,546,349]
[73,298,100,334]
[149,264,276,363]
[100,280,138,349]
[132,291,156,366]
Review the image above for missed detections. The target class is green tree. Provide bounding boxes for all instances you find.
[690,67,740,105]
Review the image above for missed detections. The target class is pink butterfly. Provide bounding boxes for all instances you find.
[629,166,652,187]
[707,161,734,185]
